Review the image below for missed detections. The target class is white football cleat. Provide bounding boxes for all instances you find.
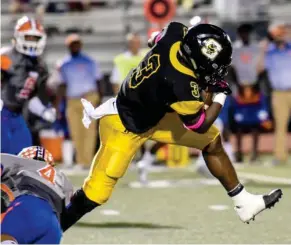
[233,189,282,223]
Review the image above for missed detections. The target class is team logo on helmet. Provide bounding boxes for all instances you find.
[201,38,222,60]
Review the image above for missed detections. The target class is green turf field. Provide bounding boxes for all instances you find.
[62,160,291,244]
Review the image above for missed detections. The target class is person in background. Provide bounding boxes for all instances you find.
[1,16,56,155]
[231,24,270,163]
[47,61,74,169]
[9,0,32,14]
[257,22,291,165]
[110,33,145,95]
[56,34,102,169]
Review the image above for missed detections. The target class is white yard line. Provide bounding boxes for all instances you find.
[100,209,120,216]
[208,205,229,211]
[238,172,291,185]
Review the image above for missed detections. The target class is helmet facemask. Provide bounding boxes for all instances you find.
[14,32,46,57]
[13,16,47,57]
[181,42,231,87]
[196,61,231,86]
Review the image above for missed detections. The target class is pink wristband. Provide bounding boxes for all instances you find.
[184,111,206,130]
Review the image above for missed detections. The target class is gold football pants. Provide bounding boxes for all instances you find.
[83,113,219,204]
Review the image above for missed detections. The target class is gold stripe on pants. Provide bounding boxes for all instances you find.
[67,92,100,166]
[272,90,291,162]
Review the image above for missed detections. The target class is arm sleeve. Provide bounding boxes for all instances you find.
[28,96,47,117]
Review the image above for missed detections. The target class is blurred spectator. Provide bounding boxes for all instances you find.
[257,22,291,165]
[110,33,145,95]
[68,0,91,12]
[35,0,91,14]
[56,34,102,169]
[231,24,271,163]
[9,0,32,13]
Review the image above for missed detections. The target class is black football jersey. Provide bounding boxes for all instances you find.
[1,47,49,112]
[117,22,205,134]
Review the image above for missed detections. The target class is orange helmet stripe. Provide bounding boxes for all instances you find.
[17,20,32,32]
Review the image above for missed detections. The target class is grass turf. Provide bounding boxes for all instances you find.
[62,162,291,244]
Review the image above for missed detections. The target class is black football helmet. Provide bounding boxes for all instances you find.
[180,24,232,86]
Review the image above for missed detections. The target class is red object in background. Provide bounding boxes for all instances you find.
[240,52,252,64]
[144,0,176,24]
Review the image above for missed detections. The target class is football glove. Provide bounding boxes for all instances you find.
[207,80,232,95]
[42,108,56,123]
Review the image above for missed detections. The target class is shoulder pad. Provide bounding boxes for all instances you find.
[157,22,188,45]
[165,22,188,35]
[0,47,13,71]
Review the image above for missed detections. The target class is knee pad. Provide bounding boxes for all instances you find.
[83,171,118,205]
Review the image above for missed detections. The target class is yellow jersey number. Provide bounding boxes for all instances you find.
[129,54,161,89]
[190,81,200,98]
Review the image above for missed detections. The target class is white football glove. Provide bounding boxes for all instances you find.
[81,97,118,129]
[42,108,57,123]
[81,98,95,129]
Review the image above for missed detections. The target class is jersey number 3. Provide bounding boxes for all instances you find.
[190,81,199,98]
[129,54,160,89]
[38,165,56,185]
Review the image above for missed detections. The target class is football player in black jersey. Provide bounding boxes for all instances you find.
[1,16,56,155]
[61,22,282,231]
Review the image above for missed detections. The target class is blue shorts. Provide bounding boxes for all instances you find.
[1,195,62,244]
[1,107,32,154]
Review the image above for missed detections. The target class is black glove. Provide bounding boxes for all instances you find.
[207,80,232,95]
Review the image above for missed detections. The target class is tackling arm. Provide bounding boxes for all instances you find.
[180,99,223,134]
